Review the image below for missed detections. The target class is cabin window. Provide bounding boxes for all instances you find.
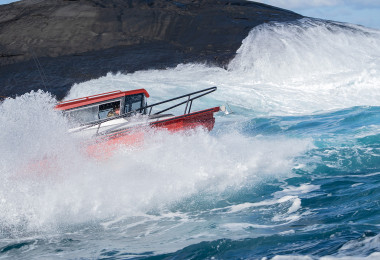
[124,94,144,114]
[65,106,99,124]
[64,100,121,124]
[98,101,121,119]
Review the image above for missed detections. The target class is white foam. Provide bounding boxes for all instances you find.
[272,252,380,260]
[229,19,380,81]
[287,197,301,214]
[227,195,301,214]
[337,234,380,257]
[0,92,311,233]
[321,253,380,260]
[274,184,320,198]
[279,229,295,235]
[272,235,380,260]
[272,256,313,260]
[67,20,380,116]
[228,19,380,115]
[222,222,273,231]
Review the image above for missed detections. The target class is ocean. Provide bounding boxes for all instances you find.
[1,18,380,259]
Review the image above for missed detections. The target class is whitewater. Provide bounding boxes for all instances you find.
[1,18,380,259]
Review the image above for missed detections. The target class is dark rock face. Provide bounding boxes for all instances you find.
[0,0,302,99]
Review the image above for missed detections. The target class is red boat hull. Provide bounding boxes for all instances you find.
[151,107,218,131]
[86,107,219,158]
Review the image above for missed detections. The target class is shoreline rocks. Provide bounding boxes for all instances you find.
[0,0,302,98]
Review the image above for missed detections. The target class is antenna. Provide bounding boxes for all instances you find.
[32,52,48,92]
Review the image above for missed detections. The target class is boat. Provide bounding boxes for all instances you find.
[55,87,222,155]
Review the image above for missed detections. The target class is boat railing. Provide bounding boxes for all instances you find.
[145,86,217,115]
[72,86,217,131]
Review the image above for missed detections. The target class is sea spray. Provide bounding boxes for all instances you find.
[0,91,311,235]
[228,19,380,82]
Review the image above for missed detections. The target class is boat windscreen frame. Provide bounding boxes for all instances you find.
[124,93,146,115]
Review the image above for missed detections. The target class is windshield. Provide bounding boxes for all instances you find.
[125,94,144,114]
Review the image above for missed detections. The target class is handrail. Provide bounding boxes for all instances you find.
[69,87,217,132]
[145,86,217,115]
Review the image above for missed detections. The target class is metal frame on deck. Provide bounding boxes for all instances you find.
[146,86,217,115]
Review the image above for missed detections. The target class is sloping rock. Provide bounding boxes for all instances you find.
[0,0,302,98]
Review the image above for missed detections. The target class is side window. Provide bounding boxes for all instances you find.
[98,101,121,119]
[124,94,143,114]
[64,99,122,124]
[65,106,99,124]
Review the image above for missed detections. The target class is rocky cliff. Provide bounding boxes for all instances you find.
[0,0,302,98]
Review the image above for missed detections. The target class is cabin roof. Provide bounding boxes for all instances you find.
[55,89,149,110]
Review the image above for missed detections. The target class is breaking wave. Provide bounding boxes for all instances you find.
[67,19,380,116]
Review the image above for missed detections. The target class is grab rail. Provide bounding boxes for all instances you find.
[146,86,217,115]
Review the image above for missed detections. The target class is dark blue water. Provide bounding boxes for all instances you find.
[168,107,380,259]
[2,105,379,259]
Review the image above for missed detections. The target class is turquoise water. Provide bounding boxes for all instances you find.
[1,19,380,259]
